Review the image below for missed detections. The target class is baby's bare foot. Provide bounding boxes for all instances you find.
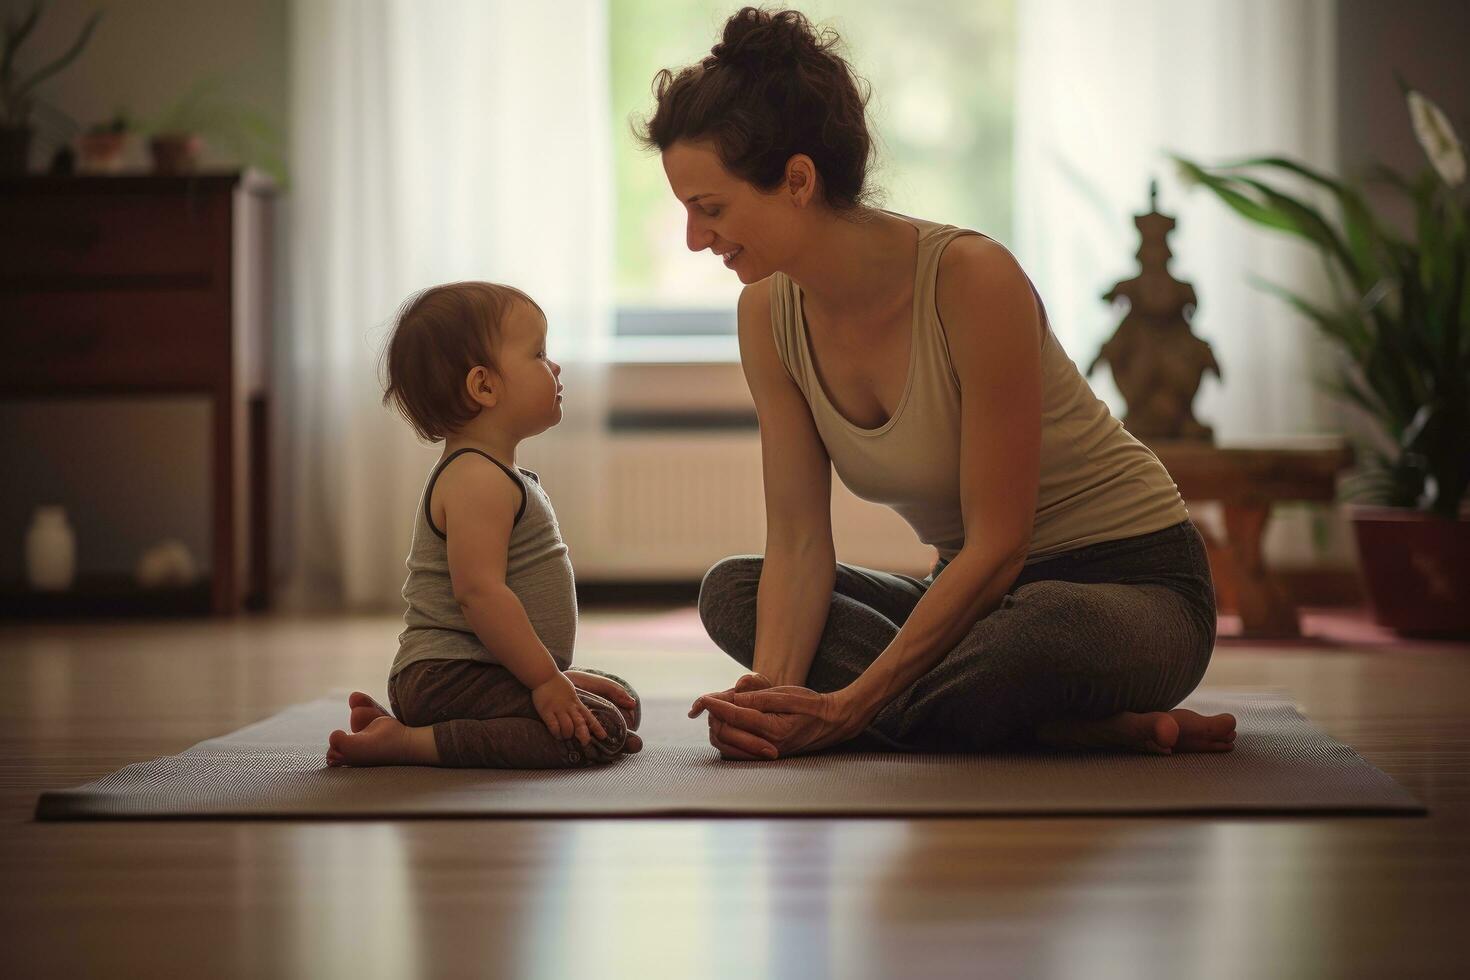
[326,715,439,767]
[347,691,391,733]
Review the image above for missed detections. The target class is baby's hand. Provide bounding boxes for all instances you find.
[531,673,607,746]
[566,670,639,722]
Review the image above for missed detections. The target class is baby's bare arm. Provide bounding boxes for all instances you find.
[439,458,559,689]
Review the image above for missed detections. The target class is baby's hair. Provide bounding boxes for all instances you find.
[380,281,543,443]
[634,6,874,211]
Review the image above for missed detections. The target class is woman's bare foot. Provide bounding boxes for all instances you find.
[347,691,391,732]
[1035,708,1237,755]
[1167,708,1237,752]
[326,715,440,767]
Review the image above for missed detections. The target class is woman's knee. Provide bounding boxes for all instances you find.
[1001,579,1211,709]
[697,555,762,633]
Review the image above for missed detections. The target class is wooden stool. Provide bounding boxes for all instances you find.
[1148,439,1354,638]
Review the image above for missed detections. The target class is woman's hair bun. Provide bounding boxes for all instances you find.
[706,7,823,71]
[638,5,874,212]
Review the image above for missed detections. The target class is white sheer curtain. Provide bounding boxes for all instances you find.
[284,0,613,608]
[1014,0,1340,441]
[1014,0,1345,564]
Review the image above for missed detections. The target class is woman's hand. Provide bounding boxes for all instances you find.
[688,683,863,760]
[693,673,776,758]
[708,671,776,703]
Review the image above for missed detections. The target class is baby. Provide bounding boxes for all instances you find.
[327,281,642,768]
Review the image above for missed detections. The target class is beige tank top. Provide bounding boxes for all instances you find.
[769,213,1188,564]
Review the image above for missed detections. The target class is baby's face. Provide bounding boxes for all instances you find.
[496,301,563,434]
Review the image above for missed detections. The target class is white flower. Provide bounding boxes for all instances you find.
[1408,90,1466,188]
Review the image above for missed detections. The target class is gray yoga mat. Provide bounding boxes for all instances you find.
[34,690,1424,820]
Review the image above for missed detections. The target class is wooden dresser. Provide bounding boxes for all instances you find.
[0,172,275,614]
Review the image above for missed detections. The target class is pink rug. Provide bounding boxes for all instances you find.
[1216,606,1470,648]
[580,607,711,650]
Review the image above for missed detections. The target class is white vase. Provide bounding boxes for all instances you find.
[26,506,76,591]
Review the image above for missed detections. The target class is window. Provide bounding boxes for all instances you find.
[609,0,1016,338]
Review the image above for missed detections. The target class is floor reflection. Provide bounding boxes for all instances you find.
[285,824,423,979]
[522,822,771,978]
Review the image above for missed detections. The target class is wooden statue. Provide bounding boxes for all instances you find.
[1089,182,1220,442]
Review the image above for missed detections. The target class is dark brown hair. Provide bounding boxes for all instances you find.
[380,281,542,442]
[635,6,874,211]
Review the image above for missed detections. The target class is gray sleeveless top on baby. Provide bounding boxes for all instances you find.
[769,212,1188,564]
[390,448,577,679]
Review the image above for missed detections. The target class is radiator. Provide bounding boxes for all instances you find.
[523,432,936,580]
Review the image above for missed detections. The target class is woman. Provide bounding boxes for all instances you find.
[639,8,1236,761]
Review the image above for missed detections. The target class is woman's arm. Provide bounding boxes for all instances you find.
[834,237,1044,728]
[737,278,838,688]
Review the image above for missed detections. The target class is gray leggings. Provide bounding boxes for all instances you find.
[697,520,1218,752]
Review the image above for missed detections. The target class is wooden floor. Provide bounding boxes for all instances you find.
[1,608,1467,979]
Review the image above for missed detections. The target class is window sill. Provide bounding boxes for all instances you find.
[607,335,740,364]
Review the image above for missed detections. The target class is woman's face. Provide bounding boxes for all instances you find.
[661,139,806,285]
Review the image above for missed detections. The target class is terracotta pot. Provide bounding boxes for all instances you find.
[0,125,32,175]
[77,131,129,173]
[148,133,203,174]
[1351,505,1470,636]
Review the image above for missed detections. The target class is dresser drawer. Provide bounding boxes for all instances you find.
[0,290,229,390]
[0,191,228,288]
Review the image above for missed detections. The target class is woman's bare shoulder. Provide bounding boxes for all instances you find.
[736,277,778,361]
[935,233,1042,357]
[738,276,774,319]
[938,232,1026,284]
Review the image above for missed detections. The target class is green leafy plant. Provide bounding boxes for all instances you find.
[1,1,102,128]
[143,76,286,185]
[1173,85,1469,519]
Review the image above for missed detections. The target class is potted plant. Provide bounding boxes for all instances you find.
[1,0,102,175]
[142,77,285,183]
[76,110,129,172]
[1173,85,1469,635]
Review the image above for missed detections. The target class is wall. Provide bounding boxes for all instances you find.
[4,0,288,171]
[1337,0,1470,225]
